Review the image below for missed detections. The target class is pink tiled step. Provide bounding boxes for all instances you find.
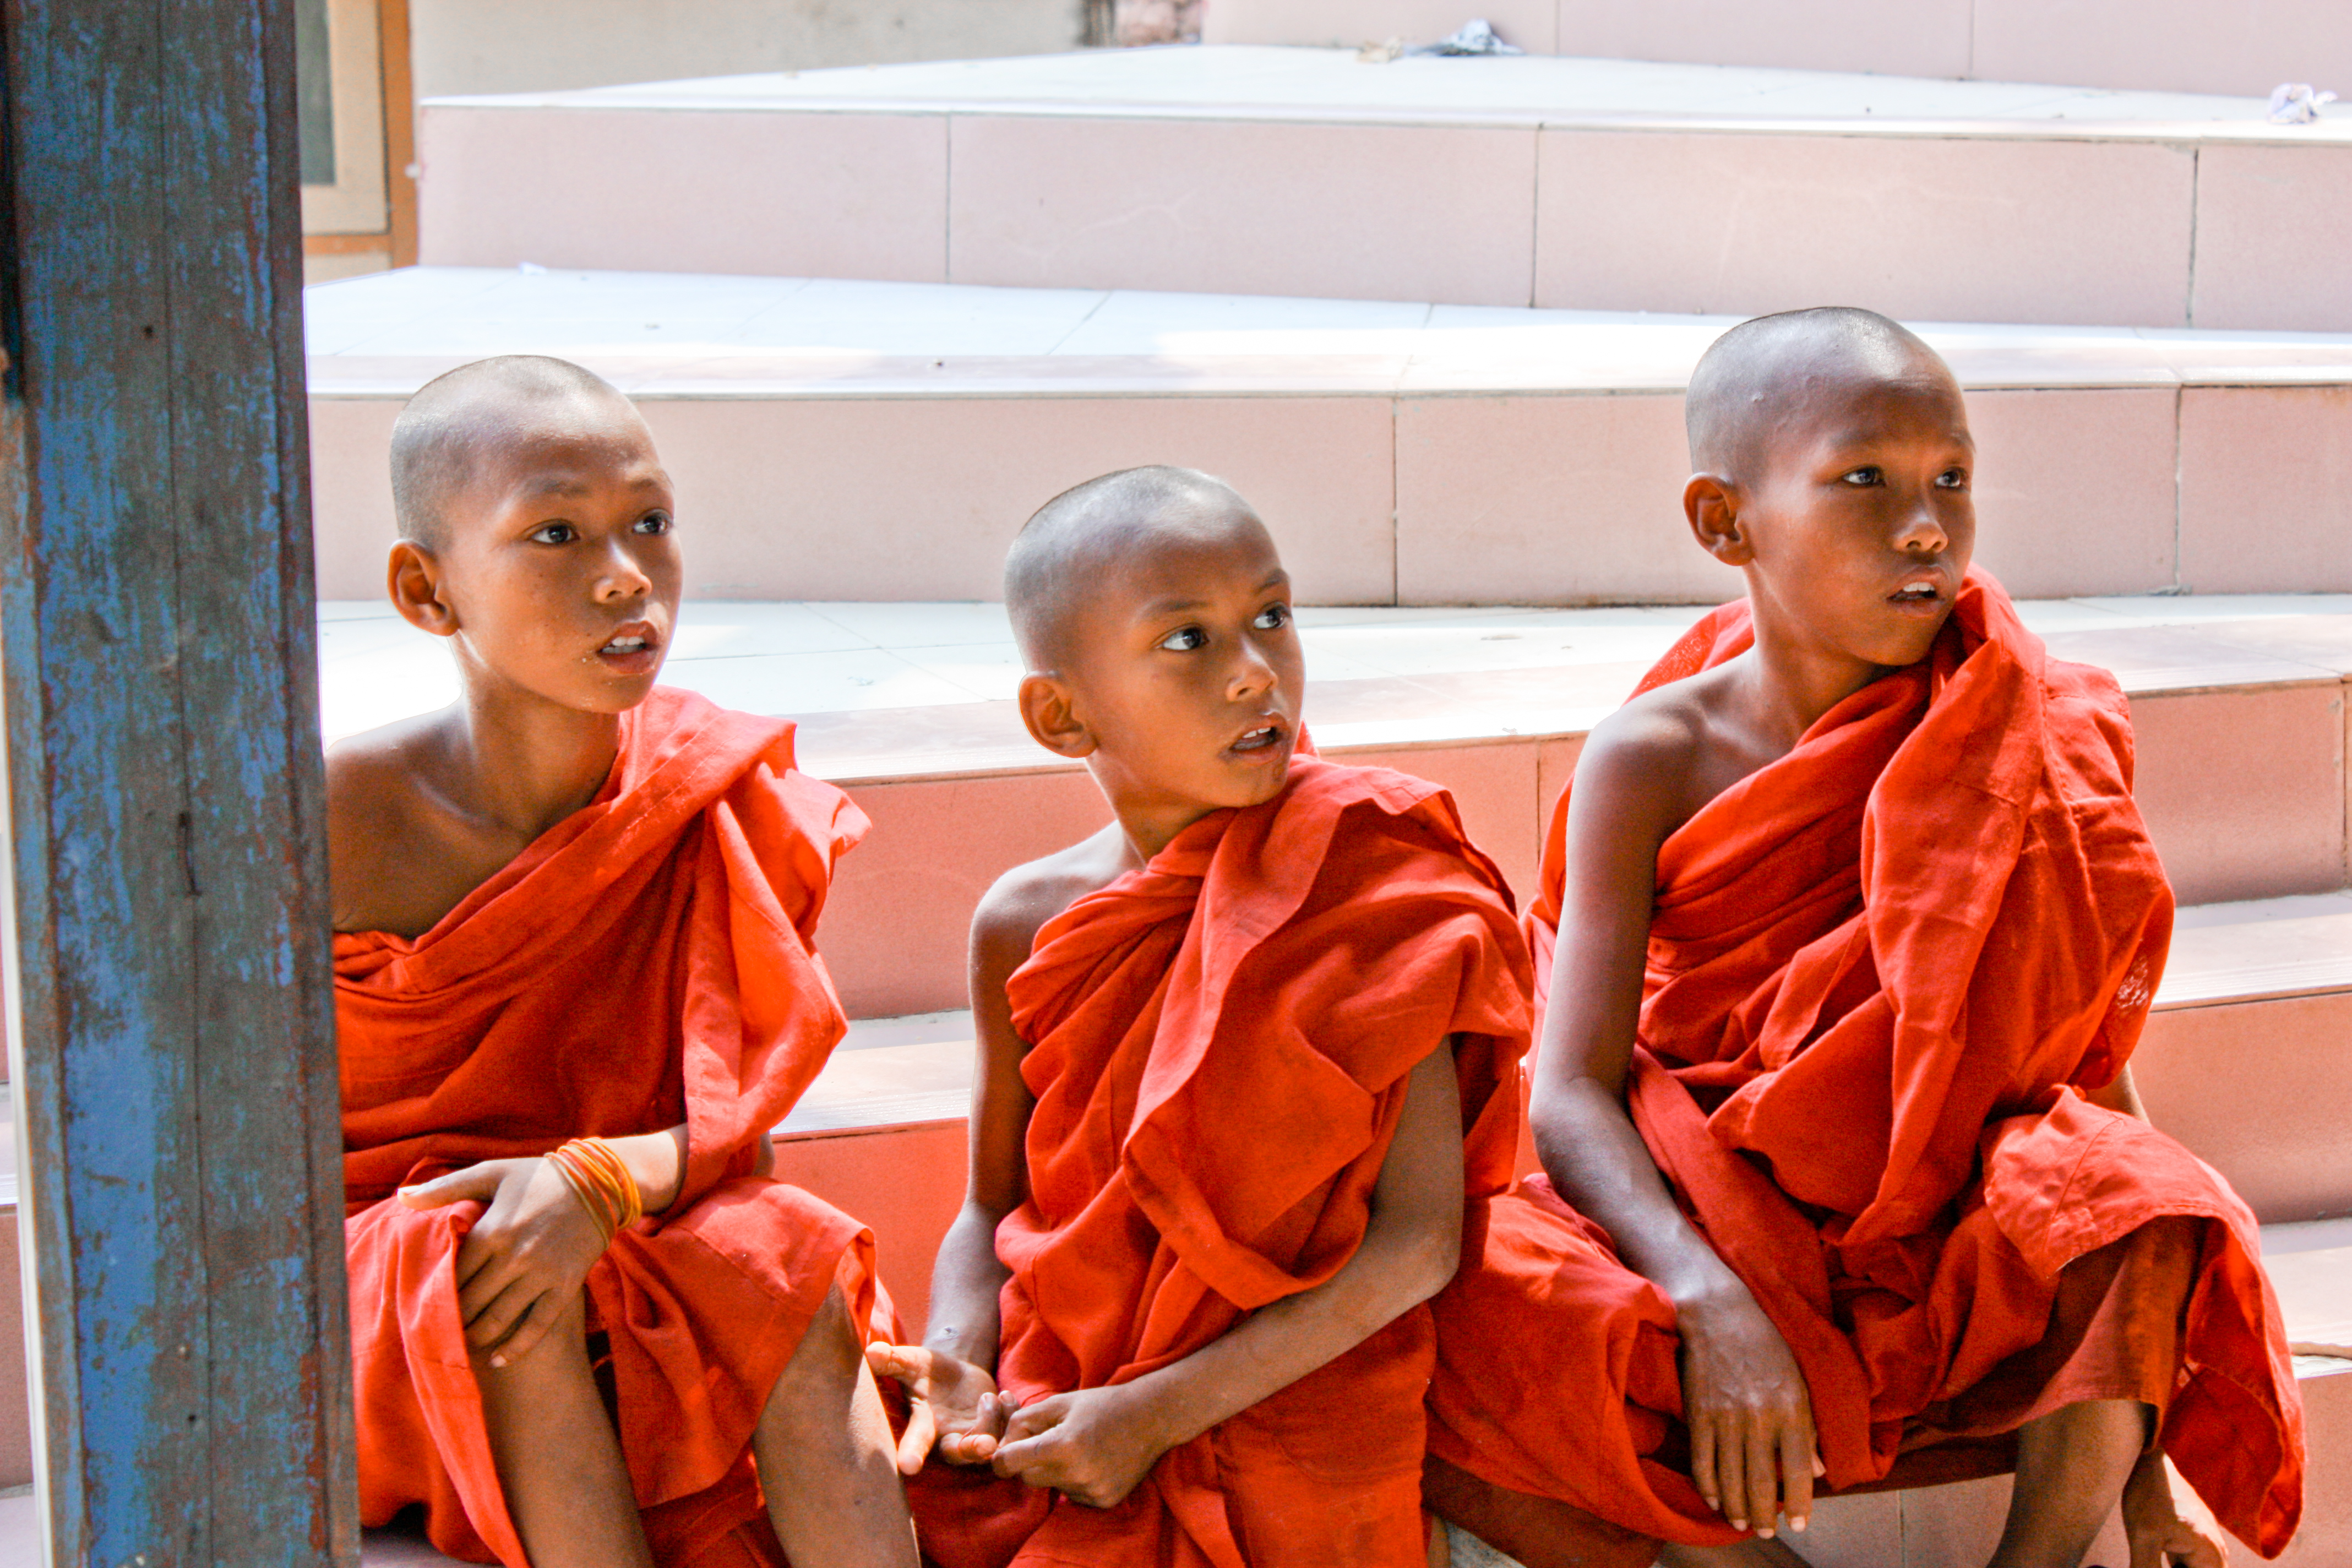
[1201,0,2352,102]
[778,888,2352,1323]
[304,268,2352,605]
[801,612,2352,1019]
[411,48,2352,331]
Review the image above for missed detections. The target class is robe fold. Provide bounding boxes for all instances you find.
[342,688,881,1568]
[913,757,1532,1568]
[1428,574,2305,1560]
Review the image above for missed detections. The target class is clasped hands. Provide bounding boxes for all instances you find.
[868,1344,1169,1509]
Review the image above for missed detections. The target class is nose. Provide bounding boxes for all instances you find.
[1228,635,1279,703]
[594,535,653,602]
[1894,492,1950,557]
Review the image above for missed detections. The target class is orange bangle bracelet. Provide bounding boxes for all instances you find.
[547,1137,644,1244]
[545,1146,614,1245]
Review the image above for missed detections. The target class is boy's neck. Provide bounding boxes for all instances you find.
[431,678,627,845]
[1738,615,1898,754]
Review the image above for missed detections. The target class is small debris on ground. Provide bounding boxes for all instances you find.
[1410,19,1523,56]
[1357,37,1405,63]
[2268,82,2337,123]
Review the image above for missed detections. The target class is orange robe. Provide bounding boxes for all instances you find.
[341,688,879,1568]
[913,758,1532,1568]
[1427,575,2306,1560]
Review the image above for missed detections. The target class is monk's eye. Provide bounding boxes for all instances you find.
[1158,626,1207,652]
[1841,466,1882,487]
[527,521,578,545]
[1936,469,1969,491]
[1253,602,1292,633]
[634,511,673,535]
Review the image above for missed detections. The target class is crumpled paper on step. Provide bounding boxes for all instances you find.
[2268,82,2337,123]
[1410,19,1522,56]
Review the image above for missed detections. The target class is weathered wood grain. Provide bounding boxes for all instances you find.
[0,2,355,1562]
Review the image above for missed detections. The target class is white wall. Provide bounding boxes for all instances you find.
[410,0,1086,97]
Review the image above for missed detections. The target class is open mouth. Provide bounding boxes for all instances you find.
[597,623,663,665]
[1889,580,1943,605]
[1229,722,1287,754]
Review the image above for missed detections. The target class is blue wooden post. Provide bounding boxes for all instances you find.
[0,2,357,1564]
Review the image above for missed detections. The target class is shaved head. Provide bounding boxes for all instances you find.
[390,355,642,552]
[1686,308,1953,483]
[1005,466,1265,669]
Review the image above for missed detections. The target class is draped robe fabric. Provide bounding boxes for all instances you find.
[913,758,1532,1568]
[341,689,881,1567]
[1427,576,2305,1559]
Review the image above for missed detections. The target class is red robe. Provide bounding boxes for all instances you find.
[1427,574,2305,1560]
[342,688,879,1567]
[914,758,1532,1568]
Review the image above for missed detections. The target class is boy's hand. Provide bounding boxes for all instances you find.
[867,1343,1012,1473]
[989,1384,1168,1509]
[1675,1280,1822,1539]
[2123,1451,2228,1568]
[399,1158,609,1368]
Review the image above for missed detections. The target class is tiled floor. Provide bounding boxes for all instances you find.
[423,43,2305,133]
[318,594,2352,768]
[304,266,2352,400]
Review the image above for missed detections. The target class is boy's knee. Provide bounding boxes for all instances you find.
[766,1284,871,1422]
[469,1287,592,1380]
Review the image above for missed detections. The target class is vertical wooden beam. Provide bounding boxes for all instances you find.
[0,3,356,1565]
[379,0,420,268]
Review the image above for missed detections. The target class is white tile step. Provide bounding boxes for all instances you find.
[307,267,2352,400]
[313,593,2352,751]
[302,268,2352,605]
[422,46,2322,139]
[409,46,2352,333]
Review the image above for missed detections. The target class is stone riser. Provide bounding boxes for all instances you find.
[1204,0,2352,102]
[818,675,2351,1020]
[307,382,2352,604]
[415,102,2352,331]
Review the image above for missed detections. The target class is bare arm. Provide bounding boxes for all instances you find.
[987,1042,1466,1506]
[2086,1063,2147,1120]
[923,884,1039,1370]
[869,859,1065,1472]
[1528,713,1820,1539]
[1529,716,1735,1304]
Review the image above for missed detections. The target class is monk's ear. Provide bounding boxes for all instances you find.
[1685,473,1753,567]
[1018,673,1095,760]
[388,540,459,638]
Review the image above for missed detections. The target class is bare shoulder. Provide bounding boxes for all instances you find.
[970,823,1132,976]
[1575,670,1723,828]
[324,710,472,935]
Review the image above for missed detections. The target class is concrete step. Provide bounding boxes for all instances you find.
[320,594,2352,1020]
[772,888,2352,1341]
[1201,0,2352,103]
[409,47,2352,331]
[306,267,2352,606]
[0,1190,2339,1564]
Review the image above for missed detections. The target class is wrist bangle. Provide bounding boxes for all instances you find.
[546,1137,645,1244]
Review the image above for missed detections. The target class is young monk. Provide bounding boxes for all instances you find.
[1424,309,2305,1568]
[332,355,919,1568]
[865,465,1533,1567]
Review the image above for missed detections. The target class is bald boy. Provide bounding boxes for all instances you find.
[869,467,1533,1567]
[333,356,917,1567]
[1426,311,2302,1568]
